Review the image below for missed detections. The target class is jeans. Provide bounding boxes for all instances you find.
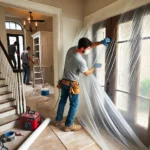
[56,84,79,126]
[23,65,30,84]
[9,55,16,68]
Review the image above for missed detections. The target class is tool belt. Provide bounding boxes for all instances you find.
[22,63,29,68]
[57,79,80,94]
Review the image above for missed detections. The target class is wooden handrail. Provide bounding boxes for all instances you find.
[0,40,23,73]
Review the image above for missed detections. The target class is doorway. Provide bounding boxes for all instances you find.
[7,34,24,69]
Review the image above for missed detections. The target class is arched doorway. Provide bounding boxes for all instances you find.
[6,21,24,68]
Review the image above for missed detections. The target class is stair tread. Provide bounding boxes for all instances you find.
[0,114,20,126]
[0,84,8,88]
[0,105,16,114]
[0,91,12,96]
[0,98,15,104]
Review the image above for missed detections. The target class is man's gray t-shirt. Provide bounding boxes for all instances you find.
[63,46,88,81]
[21,51,30,65]
[8,44,16,56]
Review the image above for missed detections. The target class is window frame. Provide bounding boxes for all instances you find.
[92,21,107,88]
[5,21,23,31]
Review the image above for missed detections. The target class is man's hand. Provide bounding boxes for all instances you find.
[101,38,111,47]
[94,63,102,68]
[84,67,95,76]
[32,60,36,65]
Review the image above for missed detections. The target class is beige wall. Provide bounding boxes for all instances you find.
[35,17,53,32]
[0,6,7,49]
[84,0,150,25]
[84,0,117,17]
[30,0,84,20]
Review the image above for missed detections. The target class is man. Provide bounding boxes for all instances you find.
[55,37,111,131]
[8,41,18,69]
[21,46,35,85]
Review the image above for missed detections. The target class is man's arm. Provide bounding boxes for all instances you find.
[83,63,102,76]
[90,41,102,49]
[83,67,95,76]
[15,46,20,56]
[29,56,35,64]
[90,38,111,49]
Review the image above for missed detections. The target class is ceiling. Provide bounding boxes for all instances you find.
[4,6,51,20]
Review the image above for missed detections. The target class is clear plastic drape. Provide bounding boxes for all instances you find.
[74,3,150,150]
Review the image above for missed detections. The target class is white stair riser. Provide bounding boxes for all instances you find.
[0,86,8,92]
[0,101,16,109]
[0,93,12,100]
[0,80,5,84]
[0,109,16,119]
[0,120,19,133]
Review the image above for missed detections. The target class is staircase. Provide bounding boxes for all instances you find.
[0,40,26,133]
[0,76,19,133]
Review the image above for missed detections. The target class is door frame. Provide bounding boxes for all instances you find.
[7,34,25,51]
[7,34,25,69]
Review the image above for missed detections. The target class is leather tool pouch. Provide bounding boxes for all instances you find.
[22,63,29,68]
[57,79,80,94]
[70,82,80,94]
[57,80,62,89]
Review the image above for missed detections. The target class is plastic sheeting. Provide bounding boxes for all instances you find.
[74,3,150,150]
[77,75,147,150]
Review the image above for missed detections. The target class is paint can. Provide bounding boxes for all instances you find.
[41,88,50,96]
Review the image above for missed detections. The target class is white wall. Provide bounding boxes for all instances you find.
[84,0,150,25]
[0,6,7,49]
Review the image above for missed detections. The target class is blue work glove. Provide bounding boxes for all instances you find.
[101,38,111,47]
[94,63,102,68]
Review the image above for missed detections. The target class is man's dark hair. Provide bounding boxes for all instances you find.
[26,46,31,50]
[14,41,18,45]
[78,37,92,49]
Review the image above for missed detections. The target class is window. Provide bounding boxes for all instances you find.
[5,21,22,30]
[136,14,150,128]
[95,27,106,87]
[116,21,132,112]
[116,12,150,129]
